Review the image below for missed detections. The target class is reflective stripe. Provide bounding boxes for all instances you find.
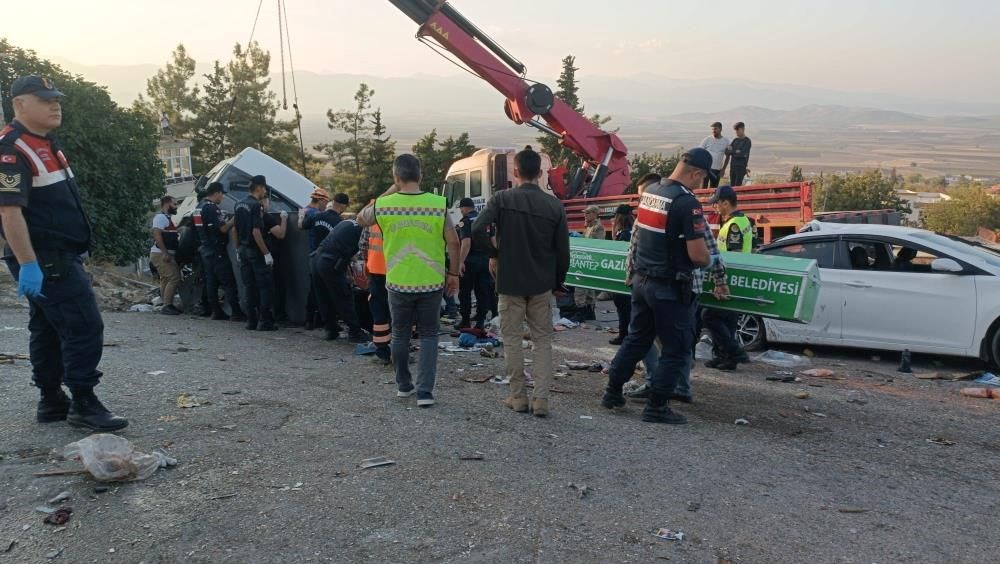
[385,243,446,276]
[366,224,386,275]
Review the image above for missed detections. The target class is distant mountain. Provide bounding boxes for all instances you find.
[665,104,927,126]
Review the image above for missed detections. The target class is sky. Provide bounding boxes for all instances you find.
[4,0,998,103]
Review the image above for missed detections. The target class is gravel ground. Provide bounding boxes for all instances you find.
[1,303,999,563]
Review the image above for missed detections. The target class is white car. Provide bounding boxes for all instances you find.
[736,223,1000,368]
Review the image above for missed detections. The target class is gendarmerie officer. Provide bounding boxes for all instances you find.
[234,175,276,331]
[0,76,127,431]
[194,181,245,321]
[601,148,729,425]
[312,218,368,343]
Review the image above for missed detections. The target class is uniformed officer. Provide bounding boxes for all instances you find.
[0,76,127,431]
[702,185,752,370]
[234,175,276,331]
[194,181,245,321]
[601,148,728,424]
[312,218,368,343]
[454,197,493,330]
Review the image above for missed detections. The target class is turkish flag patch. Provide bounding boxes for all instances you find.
[0,154,16,164]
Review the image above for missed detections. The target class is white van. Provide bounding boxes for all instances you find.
[439,148,553,225]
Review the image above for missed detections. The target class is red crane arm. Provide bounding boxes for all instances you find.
[387,0,631,196]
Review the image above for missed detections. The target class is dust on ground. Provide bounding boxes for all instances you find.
[1,302,998,563]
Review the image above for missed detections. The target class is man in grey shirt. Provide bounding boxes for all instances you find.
[472,147,570,417]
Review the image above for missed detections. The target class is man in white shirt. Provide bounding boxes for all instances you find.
[699,122,730,188]
[149,196,182,315]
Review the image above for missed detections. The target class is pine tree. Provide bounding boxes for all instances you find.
[134,44,199,137]
[411,130,477,193]
[556,55,581,112]
[789,165,804,182]
[317,83,375,175]
[362,108,396,203]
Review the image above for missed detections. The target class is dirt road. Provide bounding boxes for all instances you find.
[1,304,998,563]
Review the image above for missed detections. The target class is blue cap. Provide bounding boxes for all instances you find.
[708,185,737,204]
[10,76,64,100]
[682,148,718,181]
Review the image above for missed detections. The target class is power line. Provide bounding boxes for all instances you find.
[218,0,265,156]
[280,0,308,176]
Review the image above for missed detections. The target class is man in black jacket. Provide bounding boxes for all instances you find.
[472,147,570,418]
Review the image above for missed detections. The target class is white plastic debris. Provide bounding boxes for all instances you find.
[63,434,177,482]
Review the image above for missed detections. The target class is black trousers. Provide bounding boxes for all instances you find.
[312,253,361,334]
[238,246,274,322]
[612,292,631,337]
[702,170,722,189]
[730,164,748,186]
[7,252,104,391]
[459,254,492,325]
[201,247,240,314]
[702,307,742,357]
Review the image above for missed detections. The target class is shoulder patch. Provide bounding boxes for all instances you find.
[1,154,16,164]
[0,172,22,191]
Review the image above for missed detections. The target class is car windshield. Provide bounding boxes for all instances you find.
[909,232,1000,270]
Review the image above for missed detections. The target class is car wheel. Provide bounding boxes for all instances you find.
[736,314,765,351]
[990,325,1000,370]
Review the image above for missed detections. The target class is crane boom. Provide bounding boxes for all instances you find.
[387,0,630,197]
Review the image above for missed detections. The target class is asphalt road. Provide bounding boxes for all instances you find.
[1,304,998,563]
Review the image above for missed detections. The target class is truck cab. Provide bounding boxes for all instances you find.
[438,147,553,225]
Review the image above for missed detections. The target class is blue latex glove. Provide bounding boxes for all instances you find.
[17,261,44,298]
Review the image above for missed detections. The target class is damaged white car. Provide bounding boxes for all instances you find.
[735,223,1000,368]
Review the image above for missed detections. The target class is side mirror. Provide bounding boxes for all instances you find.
[931,258,963,273]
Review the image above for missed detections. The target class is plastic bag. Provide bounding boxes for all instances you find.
[753,350,810,368]
[695,341,714,360]
[63,434,175,482]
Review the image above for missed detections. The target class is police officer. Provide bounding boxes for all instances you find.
[454,197,493,330]
[194,181,245,321]
[601,148,728,424]
[312,218,368,343]
[0,76,127,431]
[702,185,752,370]
[234,175,276,331]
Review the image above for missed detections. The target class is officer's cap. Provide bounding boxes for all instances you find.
[11,76,64,100]
[251,175,267,187]
[206,182,224,195]
[708,185,737,204]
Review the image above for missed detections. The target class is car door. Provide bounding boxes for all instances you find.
[839,237,977,353]
[761,237,843,344]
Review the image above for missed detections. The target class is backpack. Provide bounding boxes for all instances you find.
[175,224,199,265]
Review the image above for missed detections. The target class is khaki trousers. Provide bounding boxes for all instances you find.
[499,292,553,400]
[150,252,181,307]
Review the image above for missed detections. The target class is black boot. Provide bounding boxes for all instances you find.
[211,304,230,321]
[67,388,129,432]
[257,311,277,331]
[245,312,258,331]
[230,306,247,323]
[584,305,596,321]
[641,392,687,424]
[37,386,71,423]
[455,317,471,330]
[601,382,627,409]
[609,334,626,345]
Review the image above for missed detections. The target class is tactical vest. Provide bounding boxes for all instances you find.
[718,212,753,253]
[375,192,446,293]
[366,224,386,275]
[633,180,698,280]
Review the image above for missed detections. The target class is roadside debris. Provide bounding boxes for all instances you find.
[146,370,167,376]
[755,350,810,368]
[47,492,70,505]
[974,372,1000,386]
[687,501,700,512]
[359,457,396,469]
[794,392,810,399]
[837,508,870,514]
[568,482,593,498]
[960,387,1000,399]
[480,343,499,359]
[801,368,836,378]
[176,393,201,408]
[42,507,72,525]
[652,528,685,541]
[62,434,177,482]
[926,437,956,446]
[734,418,750,426]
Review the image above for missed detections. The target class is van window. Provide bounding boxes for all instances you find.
[470,170,483,198]
[444,172,466,207]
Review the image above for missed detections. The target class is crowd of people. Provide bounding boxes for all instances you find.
[2,72,756,431]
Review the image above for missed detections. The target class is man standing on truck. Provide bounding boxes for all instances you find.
[727,122,752,186]
[572,205,605,322]
[699,122,729,189]
[601,148,728,424]
[702,186,752,371]
[358,154,461,408]
[473,147,570,418]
